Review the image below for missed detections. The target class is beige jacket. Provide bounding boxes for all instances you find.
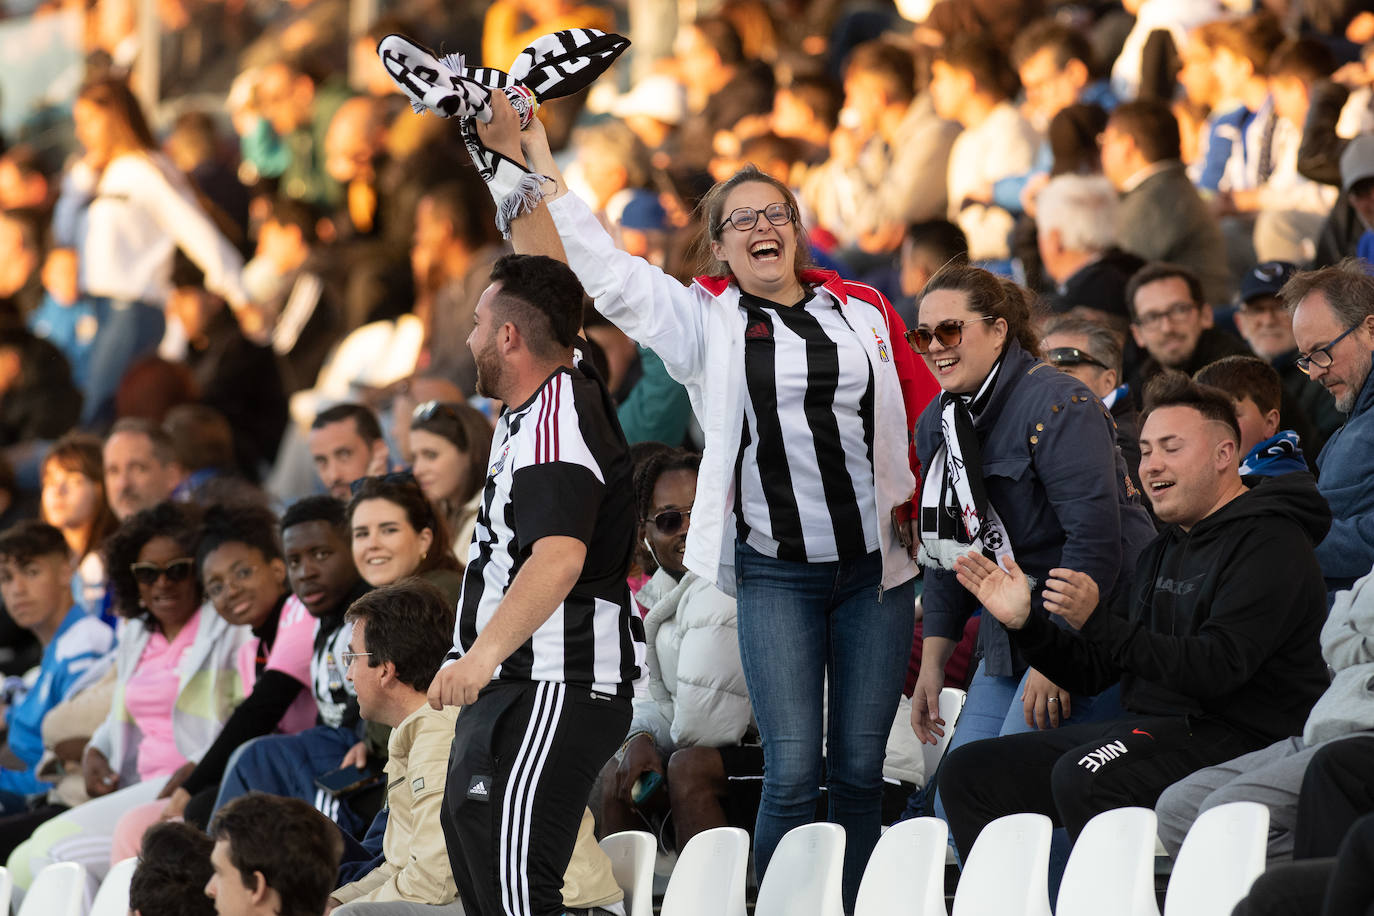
[331,703,623,909]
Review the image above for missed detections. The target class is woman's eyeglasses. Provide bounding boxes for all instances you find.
[717,202,793,234]
[905,316,997,354]
[651,508,692,536]
[130,558,196,586]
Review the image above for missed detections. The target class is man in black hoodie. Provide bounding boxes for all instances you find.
[940,371,1330,859]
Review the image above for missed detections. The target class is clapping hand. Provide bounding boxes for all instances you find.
[1043,568,1100,630]
[953,551,1032,630]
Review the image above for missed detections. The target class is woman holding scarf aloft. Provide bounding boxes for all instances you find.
[909,265,1155,829]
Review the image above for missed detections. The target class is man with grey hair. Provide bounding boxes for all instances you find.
[1036,174,1143,332]
[103,418,187,520]
[1042,315,1142,494]
[1282,258,1374,596]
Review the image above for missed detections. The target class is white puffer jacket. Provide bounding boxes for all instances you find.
[630,568,752,752]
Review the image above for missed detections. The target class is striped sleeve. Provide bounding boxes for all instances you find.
[510,375,606,549]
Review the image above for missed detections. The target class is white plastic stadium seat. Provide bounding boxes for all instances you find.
[1165,801,1269,916]
[754,822,846,916]
[952,812,1053,916]
[18,862,87,916]
[1057,807,1161,916]
[598,830,656,916]
[922,688,968,786]
[659,826,750,916]
[855,816,949,916]
[89,856,139,916]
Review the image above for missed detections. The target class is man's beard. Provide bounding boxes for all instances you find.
[1336,353,1373,414]
[474,345,502,400]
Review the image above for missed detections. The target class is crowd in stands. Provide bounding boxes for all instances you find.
[6,0,1374,914]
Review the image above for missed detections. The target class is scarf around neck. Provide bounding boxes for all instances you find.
[917,356,1017,572]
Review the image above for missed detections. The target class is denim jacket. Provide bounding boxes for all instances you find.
[1315,362,1374,595]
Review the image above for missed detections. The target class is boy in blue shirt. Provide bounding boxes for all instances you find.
[1196,355,1308,477]
[0,521,113,812]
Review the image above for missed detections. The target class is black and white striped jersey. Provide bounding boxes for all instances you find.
[734,290,880,562]
[451,354,646,697]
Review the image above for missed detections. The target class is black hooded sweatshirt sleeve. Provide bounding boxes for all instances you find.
[1013,473,1333,744]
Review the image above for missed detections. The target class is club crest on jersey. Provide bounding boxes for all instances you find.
[490,444,509,477]
[872,328,890,362]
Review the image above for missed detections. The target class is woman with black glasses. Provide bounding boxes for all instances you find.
[596,448,755,849]
[908,265,1155,841]
[479,103,940,909]
[7,502,249,893]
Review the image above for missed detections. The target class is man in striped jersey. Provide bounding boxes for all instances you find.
[427,252,645,916]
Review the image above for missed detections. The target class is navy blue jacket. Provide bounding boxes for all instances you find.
[918,340,1157,678]
[1316,361,1374,595]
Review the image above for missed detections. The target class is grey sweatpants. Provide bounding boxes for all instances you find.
[1156,735,1318,864]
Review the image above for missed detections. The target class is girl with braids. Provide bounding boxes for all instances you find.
[909,265,1154,845]
[596,448,755,852]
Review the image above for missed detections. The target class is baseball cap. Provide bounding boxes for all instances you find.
[618,190,668,232]
[1238,260,1297,304]
[1340,134,1374,193]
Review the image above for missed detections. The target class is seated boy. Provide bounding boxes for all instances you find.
[1195,355,1308,476]
[129,822,215,916]
[0,521,113,813]
[330,581,625,915]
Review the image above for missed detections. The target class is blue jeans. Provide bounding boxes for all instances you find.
[734,541,915,912]
[80,297,165,428]
[215,725,367,835]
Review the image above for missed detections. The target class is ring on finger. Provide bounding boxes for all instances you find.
[1047,697,1060,705]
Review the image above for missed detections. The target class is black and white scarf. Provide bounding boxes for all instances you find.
[377,29,628,235]
[917,359,1016,572]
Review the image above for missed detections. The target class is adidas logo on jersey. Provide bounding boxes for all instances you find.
[467,776,491,800]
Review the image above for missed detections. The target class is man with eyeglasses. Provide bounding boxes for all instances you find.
[1125,262,1251,409]
[1282,260,1374,596]
[1233,261,1345,459]
[1042,316,1144,496]
[323,582,626,916]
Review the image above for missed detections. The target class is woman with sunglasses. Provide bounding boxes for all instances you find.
[7,502,249,893]
[348,475,464,604]
[597,448,754,848]
[407,401,495,562]
[908,266,1155,834]
[475,100,940,907]
[40,433,118,619]
[106,503,317,863]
